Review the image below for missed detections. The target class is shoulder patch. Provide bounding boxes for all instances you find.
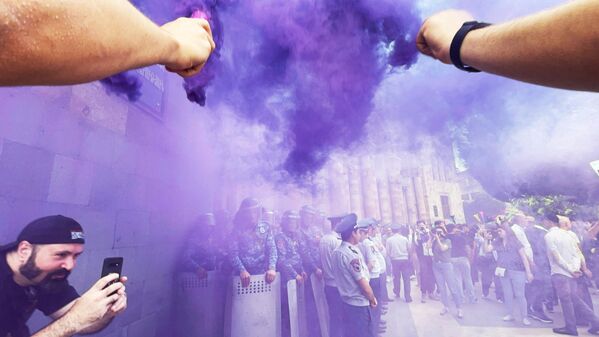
[256,222,269,236]
[350,259,361,273]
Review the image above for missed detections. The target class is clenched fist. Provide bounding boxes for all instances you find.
[161,17,216,78]
[416,10,475,64]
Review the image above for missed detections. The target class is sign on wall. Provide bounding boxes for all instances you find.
[134,65,167,120]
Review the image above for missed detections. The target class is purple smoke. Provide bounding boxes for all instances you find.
[99,71,143,101]
[130,0,599,204]
[195,0,421,179]
[176,0,226,106]
[373,0,599,204]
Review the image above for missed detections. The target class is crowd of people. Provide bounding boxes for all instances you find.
[183,197,599,337]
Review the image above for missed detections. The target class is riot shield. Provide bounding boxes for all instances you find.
[287,280,308,337]
[225,273,282,337]
[176,271,227,337]
[310,274,330,337]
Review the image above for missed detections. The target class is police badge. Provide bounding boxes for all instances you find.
[350,259,361,272]
[256,222,268,237]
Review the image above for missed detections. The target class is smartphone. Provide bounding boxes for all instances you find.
[101,257,124,292]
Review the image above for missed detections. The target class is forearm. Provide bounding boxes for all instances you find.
[462,0,599,91]
[267,238,278,271]
[550,249,576,274]
[279,261,298,279]
[357,278,376,302]
[519,249,532,275]
[231,255,247,273]
[182,249,202,272]
[579,248,588,271]
[78,316,113,335]
[32,313,78,337]
[0,0,178,85]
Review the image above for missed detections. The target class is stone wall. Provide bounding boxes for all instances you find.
[0,74,216,337]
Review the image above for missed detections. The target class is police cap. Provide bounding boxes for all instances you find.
[334,213,358,233]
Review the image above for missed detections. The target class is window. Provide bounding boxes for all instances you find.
[440,195,451,219]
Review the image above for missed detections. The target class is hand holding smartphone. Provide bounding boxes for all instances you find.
[101,257,124,295]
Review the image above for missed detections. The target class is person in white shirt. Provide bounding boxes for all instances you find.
[360,218,387,336]
[545,213,599,336]
[386,225,413,302]
[319,214,344,337]
[511,215,534,266]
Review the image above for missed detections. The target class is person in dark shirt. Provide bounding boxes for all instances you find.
[414,221,436,302]
[0,215,127,337]
[485,224,533,326]
[447,224,476,303]
[432,225,463,318]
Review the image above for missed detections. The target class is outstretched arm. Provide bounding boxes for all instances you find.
[417,0,599,91]
[0,0,215,86]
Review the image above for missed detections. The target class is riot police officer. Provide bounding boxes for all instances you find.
[276,210,308,337]
[181,212,225,278]
[298,205,324,337]
[229,198,278,287]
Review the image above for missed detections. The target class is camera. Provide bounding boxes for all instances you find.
[418,227,430,241]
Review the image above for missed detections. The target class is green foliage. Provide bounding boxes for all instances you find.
[509,195,598,220]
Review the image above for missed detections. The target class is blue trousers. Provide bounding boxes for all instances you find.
[499,270,527,319]
[342,303,374,337]
[432,261,462,309]
[325,285,344,337]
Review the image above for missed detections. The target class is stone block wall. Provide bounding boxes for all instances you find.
[0,76,215,337]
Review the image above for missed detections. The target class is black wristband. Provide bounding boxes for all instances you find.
[450,21,491,73]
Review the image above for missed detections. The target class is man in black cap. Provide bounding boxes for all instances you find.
[0,215,128,337]
[332,214,377,337]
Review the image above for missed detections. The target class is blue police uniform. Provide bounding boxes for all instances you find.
[230,221,277,274]
[275,232,305,282]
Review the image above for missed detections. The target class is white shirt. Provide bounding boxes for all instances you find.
[545,227,584,278]
[360,237,385,278]
[319,232,342,287]
[372,234,387,273]
[386,234,410,260]
[511,224,534,263]
[332,241,370,306]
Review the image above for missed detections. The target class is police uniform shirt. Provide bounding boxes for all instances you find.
[0,252,79,337]
[275,232,304,282]
[360,238,383,279]
[319,232,342,287]
[332,241,370,307]
[372,234,388,273]
[230,222,278,274]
